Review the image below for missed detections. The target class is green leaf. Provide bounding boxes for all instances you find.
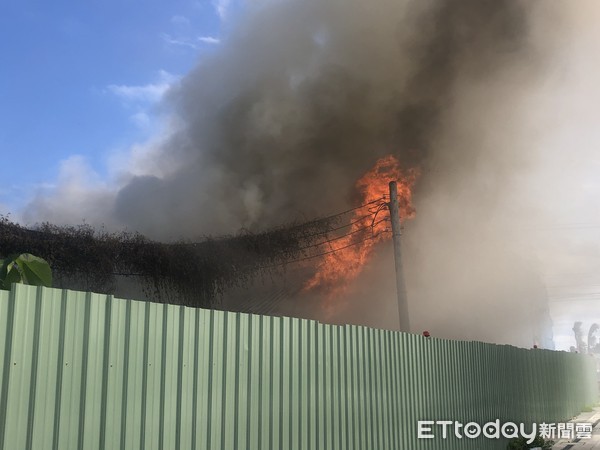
[15,254,52,288]
[2,261,23,290]
[0,253,52,289]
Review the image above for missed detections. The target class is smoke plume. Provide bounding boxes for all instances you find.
[87,0,540,240]
[26,0,600,347]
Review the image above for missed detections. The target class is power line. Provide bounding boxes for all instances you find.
[550,293,600,298]
[51,199,392,278]
[512,222,600,231]
[310,196,387,223]
[296,217,389,252]
[104,224,393,277]
[284,196,384,227]
[2,197,389,247]
[300,212,376,239]
[256,230,390,270]
[548,283,600,288]
[550,297,600,302]
[296,198,389,240]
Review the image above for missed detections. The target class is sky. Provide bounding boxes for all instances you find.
[0,0,229,211]
[1,1,599,352]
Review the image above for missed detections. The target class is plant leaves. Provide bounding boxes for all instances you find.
[2,261,24,290]
[15,254,52,288]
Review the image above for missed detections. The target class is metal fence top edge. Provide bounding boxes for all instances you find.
[0,283,576,355]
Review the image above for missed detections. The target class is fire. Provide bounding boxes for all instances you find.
[304,155,418,309]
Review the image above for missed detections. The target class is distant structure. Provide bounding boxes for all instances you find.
[588,323,599,352]
[573,322,600,355]
[573,322,588,354]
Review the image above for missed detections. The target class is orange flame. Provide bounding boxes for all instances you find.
[304,155,418,308]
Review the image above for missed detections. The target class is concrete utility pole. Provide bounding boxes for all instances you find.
[388,181,410,333]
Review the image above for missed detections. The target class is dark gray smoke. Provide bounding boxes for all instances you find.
[110,0,538,239]
[26,0,574,347]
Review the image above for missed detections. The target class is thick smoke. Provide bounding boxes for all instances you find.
[107,0,538,239]
[26,0,596,347]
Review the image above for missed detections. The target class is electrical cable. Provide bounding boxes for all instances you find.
[294,217,389,252]
[299,212,375,239]
[283,197,387,232]
[256,230,390,270]
[3,196,394,278]
[304,196,387,223]
[77,215,392,277]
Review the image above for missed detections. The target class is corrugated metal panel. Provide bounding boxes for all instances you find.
[0,284,597,449]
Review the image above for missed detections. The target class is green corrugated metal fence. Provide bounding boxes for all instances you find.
[0,284,597,449]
